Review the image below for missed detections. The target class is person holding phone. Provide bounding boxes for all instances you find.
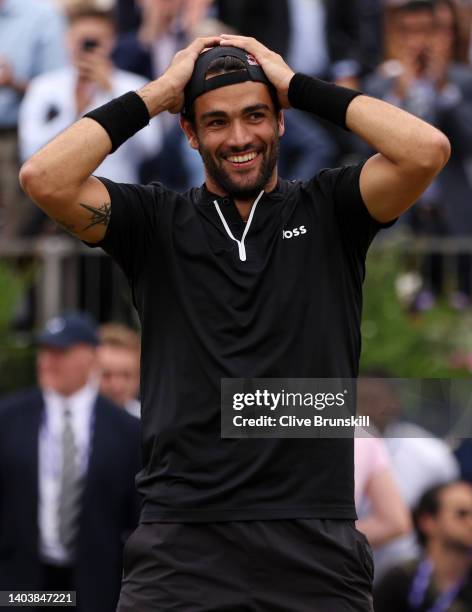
[18,6,162,216]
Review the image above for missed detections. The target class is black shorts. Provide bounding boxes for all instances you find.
[117,518,374,612]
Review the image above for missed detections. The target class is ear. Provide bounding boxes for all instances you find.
[180,117,199,150]
[277,110,285,138]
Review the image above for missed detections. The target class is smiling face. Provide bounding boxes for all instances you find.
[181,81,284,199]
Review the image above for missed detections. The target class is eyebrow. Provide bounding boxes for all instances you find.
[200,103,271,122]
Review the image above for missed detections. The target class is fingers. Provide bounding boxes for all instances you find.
[187,35,222,54]
[219,34,267,56]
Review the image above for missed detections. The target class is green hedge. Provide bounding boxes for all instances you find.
[360,243,471,377]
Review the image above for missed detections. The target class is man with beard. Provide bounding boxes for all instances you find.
[19,35,450,611]
[375,481,472,611]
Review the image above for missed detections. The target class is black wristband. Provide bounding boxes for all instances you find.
[83,91,151,153]
[288,73,362,130]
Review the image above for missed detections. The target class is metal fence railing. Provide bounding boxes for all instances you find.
[0,235,471,328]
[0,237,136,328]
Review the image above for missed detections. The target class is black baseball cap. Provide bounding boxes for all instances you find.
[183,45,277,116]
[37,312,99,348]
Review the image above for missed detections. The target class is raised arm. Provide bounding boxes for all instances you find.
[219,34,451,223]
[18,36,222,244]
[347,96,450,223]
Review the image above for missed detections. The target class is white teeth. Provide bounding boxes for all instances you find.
[227,152,258,163]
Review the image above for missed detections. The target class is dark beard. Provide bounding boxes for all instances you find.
[443,538,472,555]
[198,135,279,200]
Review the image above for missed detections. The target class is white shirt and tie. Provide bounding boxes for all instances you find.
[38,382,98,566]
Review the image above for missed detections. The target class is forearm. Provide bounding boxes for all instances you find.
[356,514,407,548]
[20,118,111,203]
[136,75,183,117]
[289,73,449,170]
[345,94,449,171]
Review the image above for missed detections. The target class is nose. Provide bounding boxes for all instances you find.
[226,119,252,150]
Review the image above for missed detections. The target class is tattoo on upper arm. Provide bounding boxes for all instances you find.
[80,202,111,231]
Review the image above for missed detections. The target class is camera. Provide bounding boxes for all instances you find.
[81,38,99,52]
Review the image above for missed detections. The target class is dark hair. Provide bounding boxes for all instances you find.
[182,56,281,123]
[411,481,469,547]
[67,7,115,26]
[395,0,435,15]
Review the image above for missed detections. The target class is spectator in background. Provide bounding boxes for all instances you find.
[0,0,67,238]
[364,0,472,310]
[18,6,162,236]
[98,323,141,418]
[357,375,460,579]
[355,433,412,550]
[326,0,384,88]
[115,0,141,34]
[374,481,472,611]
[114,0,213,83]
[216,0,328,77]
[0,312,141,612]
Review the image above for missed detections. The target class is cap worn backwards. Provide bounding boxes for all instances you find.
[183,46,276,115]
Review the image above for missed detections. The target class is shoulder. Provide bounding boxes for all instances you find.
[99,177,176,211]
[95,394,140,432]
[375,558,419,594]
[0,388,42,420]
[26,67,71,91]
[309,162,364,198]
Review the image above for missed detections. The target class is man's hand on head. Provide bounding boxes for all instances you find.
[219,34,295,109]
[138,36,222,116]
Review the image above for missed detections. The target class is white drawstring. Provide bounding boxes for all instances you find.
[213,190,264,262]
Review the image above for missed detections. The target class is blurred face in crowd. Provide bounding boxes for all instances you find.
[67,16,116,65]
[357,378,401,432]
[395,8,435,64]
[182,81,284,199]
[138,0,185,27]
[37,344,97,397]
[98,345,140,408]
[434,2,456,62]
[421,483,472,553]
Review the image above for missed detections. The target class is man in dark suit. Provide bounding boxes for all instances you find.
[0,312,141,612]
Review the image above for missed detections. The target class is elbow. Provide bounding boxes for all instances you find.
[416,132,451,175]
[19,160,58,204]
[431,132,451,170]
[392,510,413,540]
[19,160,43,201]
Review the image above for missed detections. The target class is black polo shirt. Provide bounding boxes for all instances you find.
[86,162,391,522]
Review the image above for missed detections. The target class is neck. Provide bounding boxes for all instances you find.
[427,541,472,591]
[205,171,278,223]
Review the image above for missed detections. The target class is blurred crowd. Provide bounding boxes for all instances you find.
[2,1,472,608]
[1,0,472,310]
